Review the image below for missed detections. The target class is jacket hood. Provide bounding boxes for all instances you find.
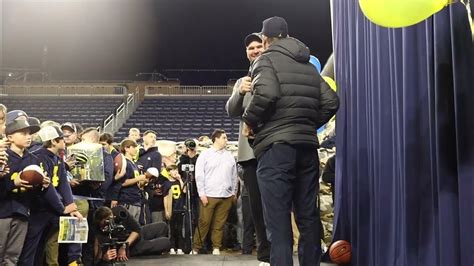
[265,37,310,63]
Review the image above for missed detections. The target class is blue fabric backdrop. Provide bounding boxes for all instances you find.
[332,1,474,265]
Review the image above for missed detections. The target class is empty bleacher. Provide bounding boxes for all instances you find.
[115,97,240,141]
[1,96,123,129]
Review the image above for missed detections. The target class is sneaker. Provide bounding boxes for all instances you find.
[169,248,176,255]
[176,249,185,255]
[189,249,198,255]
[258,263,270,266]
[212,248,220,255]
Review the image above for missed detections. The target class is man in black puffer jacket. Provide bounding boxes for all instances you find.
[242,17,339,266]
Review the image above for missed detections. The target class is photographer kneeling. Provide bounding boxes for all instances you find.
[93,206,170,264]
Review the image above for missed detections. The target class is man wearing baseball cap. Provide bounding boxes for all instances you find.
[242,17,339,265]
[61,122,79,148]
[226,32,271,265]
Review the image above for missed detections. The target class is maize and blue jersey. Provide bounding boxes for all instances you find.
[117,159,142,205]
[0,149,64,218]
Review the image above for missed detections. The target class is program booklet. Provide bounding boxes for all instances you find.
[58,216,89,243]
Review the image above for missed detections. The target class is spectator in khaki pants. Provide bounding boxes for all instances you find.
[192,129,238,255]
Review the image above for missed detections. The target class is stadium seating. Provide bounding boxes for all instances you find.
[1,96,123,129]
[115,97,240,141]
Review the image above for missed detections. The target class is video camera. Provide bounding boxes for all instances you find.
[100,210,129,262]
[181,164,195,172]
[101,210,127,235]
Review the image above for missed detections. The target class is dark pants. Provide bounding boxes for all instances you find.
[241,193,255,253]
[130,222,170,256]
[257,143,321,266]
[19,211,57,266]
[240,159,271,262]
[170,212,185,250]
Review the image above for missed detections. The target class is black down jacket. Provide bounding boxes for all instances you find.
[242,37,339,159]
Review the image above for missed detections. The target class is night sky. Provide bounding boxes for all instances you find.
[1,0,333,84]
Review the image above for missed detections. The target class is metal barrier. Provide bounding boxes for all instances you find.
[145,85,233,96]
[102,89,140,134]
[1,84,126,95]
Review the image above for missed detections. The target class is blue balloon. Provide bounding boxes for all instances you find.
[309,55,321,73]
[317,125,325,134]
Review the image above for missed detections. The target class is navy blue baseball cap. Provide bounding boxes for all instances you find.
[261,16,288,38]
[6,110,28,124]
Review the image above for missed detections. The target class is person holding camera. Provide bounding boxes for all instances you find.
[93,206,170,264]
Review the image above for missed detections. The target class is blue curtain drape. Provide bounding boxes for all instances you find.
[332,1,474,265]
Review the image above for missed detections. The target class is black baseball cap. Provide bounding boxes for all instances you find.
[28,117,41,128]
[6,119,40,135]
[244,32,262,47]
[261,16,288,38]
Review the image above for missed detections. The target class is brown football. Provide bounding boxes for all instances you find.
[114,153,127,174]
[20,165,45,186]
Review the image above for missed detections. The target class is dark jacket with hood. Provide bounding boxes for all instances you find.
[242,37,339,158]
[137,146,162,173]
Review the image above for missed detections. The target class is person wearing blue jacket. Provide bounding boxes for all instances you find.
[136,130,162,172]
[0,112,64,265]
[117,139,147,223]
[99,132,124,207]
[137,130,162,224]
[19,125,83,266]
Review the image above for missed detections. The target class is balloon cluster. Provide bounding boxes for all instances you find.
[309,55,337,92]
[310,55,337,133]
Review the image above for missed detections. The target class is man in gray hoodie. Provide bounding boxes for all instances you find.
[226,33,271,265]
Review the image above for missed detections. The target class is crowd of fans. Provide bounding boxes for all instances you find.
[0,102,336,266]
[0,16,339,266]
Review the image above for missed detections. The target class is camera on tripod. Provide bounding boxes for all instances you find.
[181,164,195,172]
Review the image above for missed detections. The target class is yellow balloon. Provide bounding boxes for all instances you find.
[323,76,337,92]
[359,0,448,28]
